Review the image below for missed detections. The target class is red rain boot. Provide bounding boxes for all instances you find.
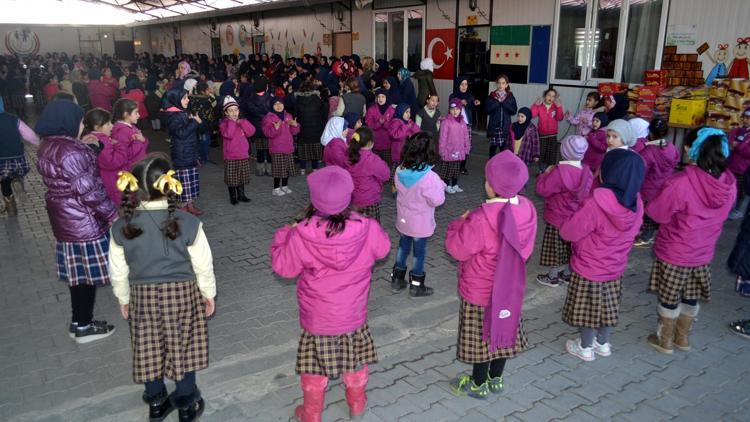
[294,374,328,422]
[342,365,369,418]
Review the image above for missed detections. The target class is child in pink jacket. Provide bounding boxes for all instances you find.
[728,108,750,219]
[111,98,149,168]
[81,108,118,203]
[391,132,446,297]
[445,151,537,399]
[646,128,736,355]
[531,88,564,169]
[347,127,390,222]
[634,118,678,246]
[364,88,395,164]
[388,103,420,167]
[535,135,594,287]
[321,115,352,169]
[262,97,300,196]
[583,112,609,172]
[560,148,645,362]
[438,99,471,194]
[565,91,600,137]
[271,166,391,422]
[219,97,256,205]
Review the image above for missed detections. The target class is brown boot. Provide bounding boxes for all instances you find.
[647,304,680,354]
[674,303,699,351]
[3,195,17,216]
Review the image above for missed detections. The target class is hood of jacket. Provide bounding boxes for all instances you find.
[398,165,433,188]
[685,165,736,209]
[559,163,594,201]
[593,188,640,232]
[480,199,536,247]
[294,215,369,271]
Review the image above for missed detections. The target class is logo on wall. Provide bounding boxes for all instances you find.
[225,25,234,47]
[239,25,248,47]
[4,29,40,56]
[425,29,456,80]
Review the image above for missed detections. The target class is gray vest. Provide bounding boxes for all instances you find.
[342,92,366,118]
[111,209,201,284]
[417,107,441,139]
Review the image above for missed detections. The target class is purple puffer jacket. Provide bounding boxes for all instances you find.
[36,135,117,242]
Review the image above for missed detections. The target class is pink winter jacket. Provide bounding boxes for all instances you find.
[536,163,594,229]
[583,129,608,171]
[88,79,117,112]
[728,127,750,176]
[395,167,446,238]
[647,165,737,267]
[561,188,644,281]
[438,116,471,162]
[365,104,395,151]
[121,89,148,120]
[271,214,391,335]
[446,198,537,306]
[639,142,679,203]
[388,119,420,164]
[111,122,149,163]
[323,138,349,169]
[566,108,596,136]
[262,112,300,154]
[531,103,564,136]
[220,118,255,160]
[349,149,390,207]
[632,137,647,154]
[97,129,148,204]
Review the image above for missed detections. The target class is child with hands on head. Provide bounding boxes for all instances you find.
[262,96,300,196]
[532,88,565,170]
[219,96,256,204]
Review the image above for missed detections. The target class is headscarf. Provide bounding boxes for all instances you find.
[0,97,4,113]
[606,93,629,121]
[629,117,650,140]
[593,111,609,128]
[483,151,529,351]
[420,58,434,72]
[35,100,85,138]
[177,61,191,79]
[606,119,636,147]
[270,96,285,120]
[343,112,360,129]
[600,148,646,212]
[394,103,411,122]
[163,88,188,110]
[88,68,101,81]
[374,88,389,114]
[384,76,399,104]
[688,127,730,161]
[511,107,531,140]
[321,116,346,146]
[452,76,471,100]
[398,67,410,82]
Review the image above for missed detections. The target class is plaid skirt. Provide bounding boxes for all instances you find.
[0,156,30,180]
[253,137,269,151]
[539,224,571,267]
[562,273,622,328]
[298,143,322,161]
[374,149,391,166]
[438,160,461,181]
[456,299,528,364]
[641,214,659,234]
[295,323,378,378]
[358,203,381,222]
[56,235,110,286]
[129,281,209,383]
[648,258,711,306]
[175,167,199,202]
[224,159,251,186]
[539,134,560,165]
[271,153,298,178]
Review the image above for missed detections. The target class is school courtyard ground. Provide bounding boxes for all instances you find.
[1,130,748,422]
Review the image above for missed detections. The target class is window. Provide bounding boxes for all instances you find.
[551,0,668,85]
[373,7,424,72]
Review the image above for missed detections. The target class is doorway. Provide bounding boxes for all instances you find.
[211,37,222,59]
[333,32,352,57]
[458,26,490,129]
[373,7,424,71]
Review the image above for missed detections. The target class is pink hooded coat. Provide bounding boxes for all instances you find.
[88,79,117,112]
[639,142,679,202]
[388,119,420,164]
[271,214,391,335]
[727,126,750,176]
[349,149,390,207]
[647,165,737,267]
[365,104,395,151]
[97,128,148,204]
[110,122,149,163]
[220,118,256,160]
[560,188,644,281]
[536,163,594,229]
[438,115,471,162]
[395,167,446,238]
[323,138,349,169]
[583,129,608,171]
[446,198,537,306]
[262,112,300,154]
[531,103,564,136]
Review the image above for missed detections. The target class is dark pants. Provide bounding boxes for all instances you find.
[69,285,96,326]
[472,358,506,384]
[145,371,196,398]
[1,178,12,197]
[298,159,320,170]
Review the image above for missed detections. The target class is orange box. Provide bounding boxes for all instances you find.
[598,83,628,96]
[664,46,677,55]
[645,70,668,80]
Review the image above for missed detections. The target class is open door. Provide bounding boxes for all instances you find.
[333,32,352,57]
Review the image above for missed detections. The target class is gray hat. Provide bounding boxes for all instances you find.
[606,119,636,147]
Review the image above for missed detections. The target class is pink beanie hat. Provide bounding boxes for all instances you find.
[485,150,528,197]
[307,166,354,215]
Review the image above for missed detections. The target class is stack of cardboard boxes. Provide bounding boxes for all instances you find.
[661,46,705,87]
[707,78,750,130]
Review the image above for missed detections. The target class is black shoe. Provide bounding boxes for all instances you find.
[228,187,238,205]
[409,271,434,297]
[74,321,115,344]
[143,388,175,422]
[237,186,251,202]
[172,389,205,422]
[460,168,468,175]
[390,266,407,292]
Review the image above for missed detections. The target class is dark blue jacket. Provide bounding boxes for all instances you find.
[162,110,199,169]
[0,113,22,158]
[242,93,271,138]
[485,92,518,138]
[728,167,750,279]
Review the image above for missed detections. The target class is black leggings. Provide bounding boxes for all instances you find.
[489,144,505,158]
[472,358,506,385]
[273,177,289,188]
[0,178,12,197]
[661,299,697,310]
[69,285,97,326]
[256,149,271,163]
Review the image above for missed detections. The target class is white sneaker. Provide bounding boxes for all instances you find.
[565,339,595,362]
[593,340,612,357]
[272,188,285,196]
[281,186,293,194]
[729,209,745,220]
[300,169,306,175]
[445,185,455,194]
[453,185,464,193]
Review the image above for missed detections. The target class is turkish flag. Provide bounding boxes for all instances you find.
[425,29,456,80]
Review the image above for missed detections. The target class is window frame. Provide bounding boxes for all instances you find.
[371,6,425,69]
[550,0,670,86]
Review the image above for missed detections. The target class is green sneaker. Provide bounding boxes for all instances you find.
[450,374,490,400]
[487,374,504,394]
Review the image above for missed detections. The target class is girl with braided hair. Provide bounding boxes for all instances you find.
[109,153,216,422]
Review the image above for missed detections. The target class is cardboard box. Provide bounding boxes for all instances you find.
[645,70,668,80]
[669,98,707,126]
[598,83,628,96]
[664,46,677,55]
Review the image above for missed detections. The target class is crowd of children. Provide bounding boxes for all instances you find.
[3,49,750,422]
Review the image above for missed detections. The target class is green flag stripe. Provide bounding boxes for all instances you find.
[490,25,531,46]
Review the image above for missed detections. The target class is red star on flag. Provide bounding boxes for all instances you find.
[505,52,509,58]
[515,52,520,57]
[495,52,500,58]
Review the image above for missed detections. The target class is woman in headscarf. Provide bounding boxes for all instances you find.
[35,100,117,343]
[396,68,418,120]
[450,76,480,174]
